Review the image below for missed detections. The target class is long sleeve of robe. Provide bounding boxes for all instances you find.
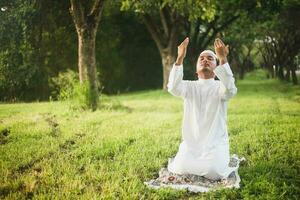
[167,62,237,180]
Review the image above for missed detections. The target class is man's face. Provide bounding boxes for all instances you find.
[197,53,217,73]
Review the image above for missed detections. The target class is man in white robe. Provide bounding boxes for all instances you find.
[167,37,237,180]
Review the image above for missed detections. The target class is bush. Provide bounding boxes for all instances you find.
[50,70,129,111]
[70,81,93,110]
[50,70,104,111]
[49,69,78,101]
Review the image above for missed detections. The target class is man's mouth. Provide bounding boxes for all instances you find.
[199,64,213,72]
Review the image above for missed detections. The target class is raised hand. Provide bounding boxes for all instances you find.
[214,38,229,64]
[175,37,189,65]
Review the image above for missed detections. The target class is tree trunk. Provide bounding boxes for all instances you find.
[291,64,298,85]
[78,35,88,82]
[161,50,176,90]
[271,66,275,78]
[278,65,284,80]
[78,30,98,110]
[70,0,105,111]
[285,68,291,81]
[141,8,179,90]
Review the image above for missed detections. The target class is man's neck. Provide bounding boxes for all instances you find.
[198,72,214,79]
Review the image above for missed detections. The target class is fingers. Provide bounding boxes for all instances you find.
[177,37,189,58]
[214,39,221,48]
[214,40,219,48]
[218,38,225,46]
[179,37,189,47]
[214,38,225,48]
[182,37,189,47]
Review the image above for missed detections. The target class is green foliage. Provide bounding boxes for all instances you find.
[0,1,162,101]
[0,0,76,101]
[120,0,217,21]
[0,0,299,103]
[70,83,130,112]
[49,69,127,111]
[49,69,78,101]
[70,81,93,111]
[0,1,47,101]
[49,70,97,111]
[255,0,300,83]
[96,10,162,94]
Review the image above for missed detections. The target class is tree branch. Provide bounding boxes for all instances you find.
[88,0,105,29]
[159,7,170,38]
[167,25,178,54]
[202,15,239,49]
[197,16,219,48]
[141,14,165,52]
[70,0,85,30]
[187,20,200,45]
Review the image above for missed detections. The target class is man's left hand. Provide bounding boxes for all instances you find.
[214,38,229,64]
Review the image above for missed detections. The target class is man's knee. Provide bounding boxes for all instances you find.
[204,166,223,180]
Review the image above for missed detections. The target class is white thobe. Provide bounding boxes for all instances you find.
[167,62,237,180]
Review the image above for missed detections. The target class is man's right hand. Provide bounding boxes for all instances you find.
[175,37,189,66]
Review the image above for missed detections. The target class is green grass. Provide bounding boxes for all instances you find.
[0,70,299,199]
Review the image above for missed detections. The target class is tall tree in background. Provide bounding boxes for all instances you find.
[222,13,259,79]
[70,0,105,110]
[121,0,217,89]
[0,0,58,101]
[121,0,258,89]
[0,0,161,101]
[259,0,300,84]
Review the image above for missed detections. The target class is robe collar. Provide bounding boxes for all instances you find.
[197,77,215,84]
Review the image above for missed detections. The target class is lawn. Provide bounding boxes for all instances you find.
[0,70,299,199]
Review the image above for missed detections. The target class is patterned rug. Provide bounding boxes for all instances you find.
[145,154,245,193]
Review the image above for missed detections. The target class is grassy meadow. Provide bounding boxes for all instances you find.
[0,70,300,199]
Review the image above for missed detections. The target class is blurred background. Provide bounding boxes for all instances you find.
[0,0,299,102]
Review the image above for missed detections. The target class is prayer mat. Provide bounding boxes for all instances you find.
[145,154,245,193]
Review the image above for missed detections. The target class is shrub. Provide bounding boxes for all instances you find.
[50,70,104,110]
[49,69,78,101]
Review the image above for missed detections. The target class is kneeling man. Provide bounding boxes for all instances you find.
[167,37,237,180]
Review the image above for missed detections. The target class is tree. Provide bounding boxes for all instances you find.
[69,0,105,110]
[0,0,77,101]
[0,0,49,101]
[121,0,258,89]
[121,0,216,89]
[259,0,300,84]
[96,8,162,93]
[221,12,259,79]
[0,0,162,101]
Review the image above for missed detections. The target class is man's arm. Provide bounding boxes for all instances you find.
[213,38,237,100]
[167,37,189,98]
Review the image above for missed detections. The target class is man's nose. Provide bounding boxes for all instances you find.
[202,58,208,63]
[202,57,209,62]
